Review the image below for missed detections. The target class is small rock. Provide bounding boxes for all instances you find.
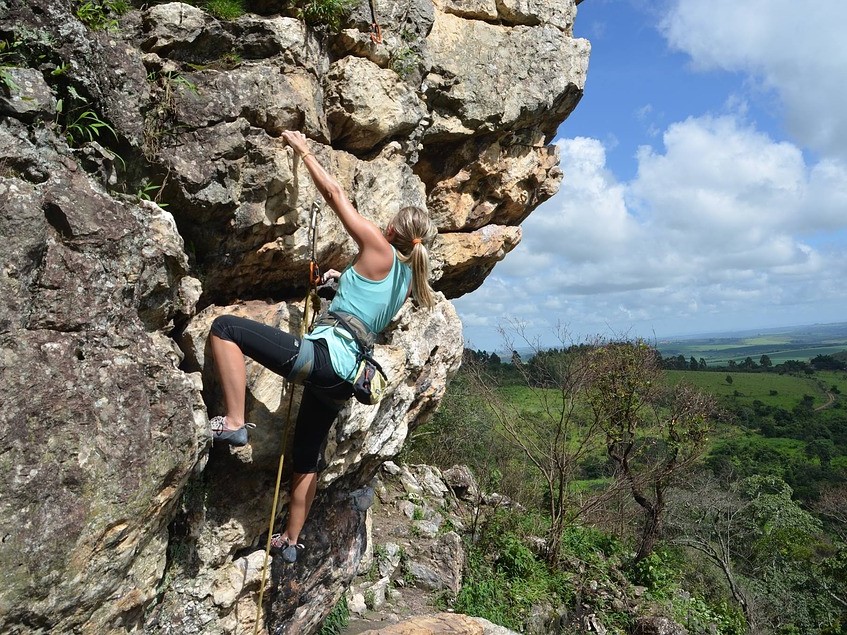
[382,461,401,476]
[443,465,480,501]
[348,591,367,615]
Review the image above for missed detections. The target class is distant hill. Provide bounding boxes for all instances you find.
[655,322,847,366]
[481,322,847,366]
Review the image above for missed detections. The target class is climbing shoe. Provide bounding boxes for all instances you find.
[270,534,305,563]
[209,416,255,447]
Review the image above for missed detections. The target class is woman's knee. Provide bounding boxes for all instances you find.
[210,314,237,341]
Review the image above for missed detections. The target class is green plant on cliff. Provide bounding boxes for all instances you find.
[143,70,197,158]
[56,87,118,148]
[0,40,20,92]
[205,0,245,20]
[74,0,129,31]
[455,509,571,631]
[317,595,349,635]
[389,30,421,79]
[293,0,356,30]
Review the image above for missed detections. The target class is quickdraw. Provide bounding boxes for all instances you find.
[368,0,383,44]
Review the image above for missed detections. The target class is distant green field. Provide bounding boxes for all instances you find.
[656,323,847,366]
[713,345,847,366]
[665,369,830,409]
[501,370,842,412]
[820,369,847,394]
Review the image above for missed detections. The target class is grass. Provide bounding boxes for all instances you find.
[819,370,847,394]
[205,0,245,20]
[666,370,829,409]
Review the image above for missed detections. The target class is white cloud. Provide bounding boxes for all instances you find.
[457,115,847,349]
[455,1,847,350]
[660,0,847,158]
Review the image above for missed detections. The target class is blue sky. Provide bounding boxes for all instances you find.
[454,0,847,352]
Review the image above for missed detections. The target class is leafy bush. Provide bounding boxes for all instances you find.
[454,510,569,631]
[205,0,245,20]
[74,0,128,31]
[294,0,356,30]
[317,595,349,635]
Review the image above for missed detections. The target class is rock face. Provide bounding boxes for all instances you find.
[0,0,588,633]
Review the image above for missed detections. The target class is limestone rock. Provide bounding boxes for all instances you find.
[427,132,562,231]
[141,2,233,61]
[634,616,690,635]
[443,465,480,501]
[0,68,56,122]
[406,531,463,593]
[495,0,577,31]
[422,11,588,140]
[0,140,206,634]
[410,464,449,498]
[0,0,589,631]
[433,225,522,297]
[325,56,427,153]
[470,617,523,635]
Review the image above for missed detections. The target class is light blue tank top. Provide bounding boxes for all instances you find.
[305,248,412,382]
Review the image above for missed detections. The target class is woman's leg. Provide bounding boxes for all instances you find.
[210,334,247,430]
[284,472,318,545]
[209,315,302,431]
[280,383,346,544]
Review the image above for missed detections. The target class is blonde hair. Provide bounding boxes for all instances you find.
[390,206,438,309]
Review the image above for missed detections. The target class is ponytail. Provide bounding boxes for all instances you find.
[390,206,438,309]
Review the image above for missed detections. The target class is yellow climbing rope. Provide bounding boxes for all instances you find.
[252,198,323,635]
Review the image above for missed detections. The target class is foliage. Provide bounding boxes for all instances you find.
[62,108,118,145]
[667,473,845,633]
[293,0,356,30]
[420,344,847,632]
[388,29,423,79]
[205,0,245,20]
[585,340,718,562]
[317,594,349,635]
[136,179,169,207]
[454,509,569,631]
[143,70,197,158]
[74,0,128,31]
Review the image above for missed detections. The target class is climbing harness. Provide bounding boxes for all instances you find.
[252,198,324,635]
[368,0,383,44]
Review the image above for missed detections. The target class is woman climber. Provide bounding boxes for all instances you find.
[207,129,438,563]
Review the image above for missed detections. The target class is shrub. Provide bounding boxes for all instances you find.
[295,0,356,30]
[205,0,245,20]
[317,595,349,635]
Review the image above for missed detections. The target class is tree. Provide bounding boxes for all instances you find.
[465,327,612,565]
[689,356,698,371]
[759,354,772,369]
[585,340,717,562]
[668,474,842,633]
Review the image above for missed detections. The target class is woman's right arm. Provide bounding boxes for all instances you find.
[281,131,393,278]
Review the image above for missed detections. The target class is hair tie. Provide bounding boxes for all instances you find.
[411,238,422,246]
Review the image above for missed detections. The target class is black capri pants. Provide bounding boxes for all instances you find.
[210,314,354,473]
